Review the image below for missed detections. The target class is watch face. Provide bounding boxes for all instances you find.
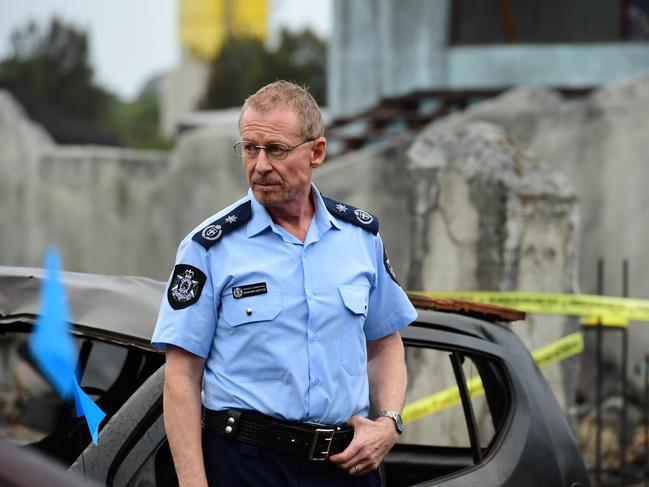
[395,414,404,433]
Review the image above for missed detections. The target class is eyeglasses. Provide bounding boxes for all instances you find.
[233,139,315,161]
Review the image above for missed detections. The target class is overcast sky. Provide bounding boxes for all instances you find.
[0,0,332,100]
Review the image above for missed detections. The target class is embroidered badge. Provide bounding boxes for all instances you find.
[354,209,374,225]
[201,224,223,241]
[232,282,268,299]
[192,200,252,250]
[383,247,400,285]
[321,195,379,234]
[167,264,207,310]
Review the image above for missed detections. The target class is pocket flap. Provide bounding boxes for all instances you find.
[339,284,369,316]
[221,291,282,326]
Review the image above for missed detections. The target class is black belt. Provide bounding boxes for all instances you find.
[202,408,354,462]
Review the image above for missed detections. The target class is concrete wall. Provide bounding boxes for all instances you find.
[430,74,649,301]
[0,92,53,267]
[400,121,579,443]
[0,90,245,280]
[415,72,649,403]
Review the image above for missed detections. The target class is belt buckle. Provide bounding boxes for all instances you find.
[308,428,335,462]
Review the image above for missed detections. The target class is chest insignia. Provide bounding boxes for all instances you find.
[192,200,252,250]
[322,195,379,234]
[232,282,268,299]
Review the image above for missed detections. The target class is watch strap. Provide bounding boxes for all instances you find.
[376,409,403,434]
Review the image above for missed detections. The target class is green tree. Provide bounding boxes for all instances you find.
[272,29,326,105]
[103,91,173,150]
[0,18,112,124]
[202,28,327,109]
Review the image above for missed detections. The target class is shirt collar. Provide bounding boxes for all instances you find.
[245,188,274,238]
[245,184,341,239]
[311,184,342,233]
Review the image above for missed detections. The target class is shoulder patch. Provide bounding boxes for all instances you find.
[383,247,401,286]
[168,264,206,310]
[322,195,379,234]
[192,200,252,250]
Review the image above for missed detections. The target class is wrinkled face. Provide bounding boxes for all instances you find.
[239,106,324,209]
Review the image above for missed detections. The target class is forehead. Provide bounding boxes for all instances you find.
[240,106,302,140]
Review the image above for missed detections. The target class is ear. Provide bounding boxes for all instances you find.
[310,137,327,169]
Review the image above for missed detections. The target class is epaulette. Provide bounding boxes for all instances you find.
[322,195,379,234]
[192,200,252,250]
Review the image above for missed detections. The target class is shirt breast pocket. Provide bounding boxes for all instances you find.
[222,292,282,326]
[219,291,284,382]
[339,284,369,376]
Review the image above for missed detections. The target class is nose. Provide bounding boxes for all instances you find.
[254,148,273,174]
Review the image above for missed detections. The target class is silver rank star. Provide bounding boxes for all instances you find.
[225,215,238,224]
[336,203,348,212]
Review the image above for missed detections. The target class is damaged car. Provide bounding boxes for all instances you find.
[0,266,589,486]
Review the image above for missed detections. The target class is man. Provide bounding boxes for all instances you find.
[152,81,417,486]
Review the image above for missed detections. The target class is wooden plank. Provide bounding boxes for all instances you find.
[407,293,526,323]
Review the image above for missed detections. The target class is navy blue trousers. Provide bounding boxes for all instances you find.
[202,428,382,487]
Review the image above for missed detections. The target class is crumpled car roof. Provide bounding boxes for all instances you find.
[0,266,165,350]
[0,265,524,352]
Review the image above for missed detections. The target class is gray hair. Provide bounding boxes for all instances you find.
[240,80,324,139]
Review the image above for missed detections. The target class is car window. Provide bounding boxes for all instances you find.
[0,333,57,445]
[403,347,473,447]
[384,341,511,486]
[402,348,507,449]
[0,329,164,465]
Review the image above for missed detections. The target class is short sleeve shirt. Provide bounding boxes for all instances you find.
[152,185,417,424]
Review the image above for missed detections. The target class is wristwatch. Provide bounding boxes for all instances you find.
[376,409,403,434]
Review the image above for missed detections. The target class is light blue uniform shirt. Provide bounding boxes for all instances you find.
[152,185,417,425]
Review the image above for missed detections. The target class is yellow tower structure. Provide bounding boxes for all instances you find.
[179,0,268,60]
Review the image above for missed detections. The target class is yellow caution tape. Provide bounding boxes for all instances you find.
[580,315,629,327]
[531,330,584,369]
[403,332,584,423]
[411,291,649,327]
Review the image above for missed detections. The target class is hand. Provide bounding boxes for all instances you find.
[328,415,399,476]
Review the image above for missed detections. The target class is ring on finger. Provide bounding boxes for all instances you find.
[353,464,359,474]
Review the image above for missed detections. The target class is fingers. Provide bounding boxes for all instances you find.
[328,435,380,474]
[349,462,365,476]
[328,441,359,465]
[329,415,395,475]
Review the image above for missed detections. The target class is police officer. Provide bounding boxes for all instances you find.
[152,80,417,486]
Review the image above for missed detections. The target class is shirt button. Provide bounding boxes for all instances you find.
[245,307,253,316]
